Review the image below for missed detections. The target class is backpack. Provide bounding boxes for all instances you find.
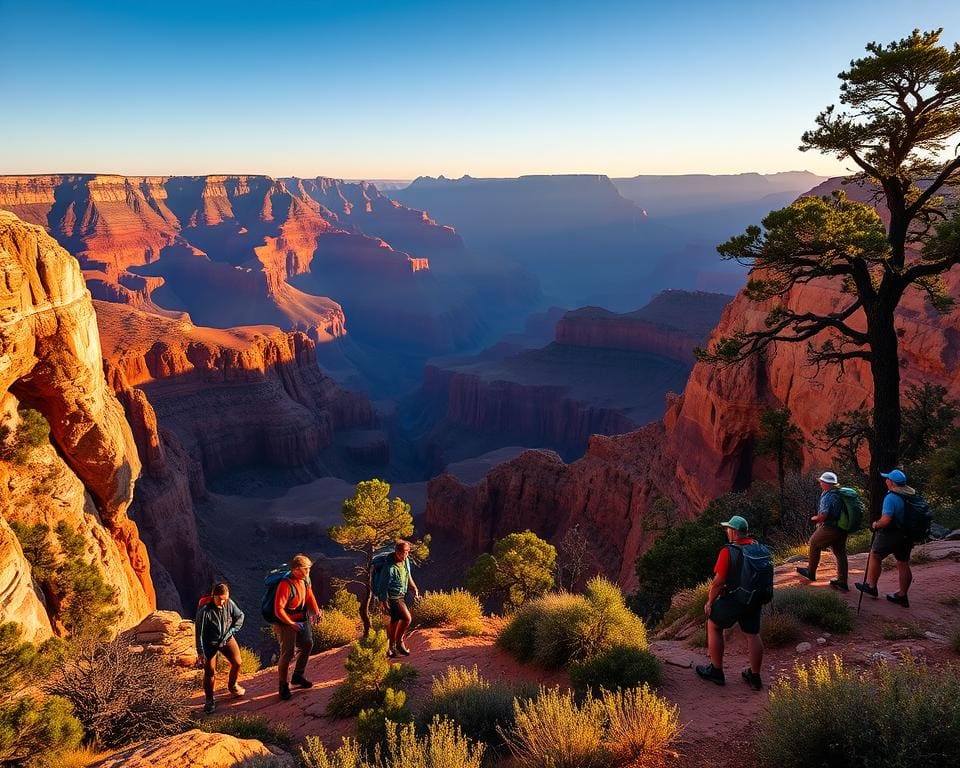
[726,542,774,605]
[836,487,864,533]
[369,549,394,596]
[260,567,311,623]
[900,493,933,544]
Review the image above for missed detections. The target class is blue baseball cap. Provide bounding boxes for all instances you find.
[881,469,907,485]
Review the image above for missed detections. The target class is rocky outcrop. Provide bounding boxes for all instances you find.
[123,610,198,667]
[0,210,154,625]
[96,301,374,476]
[88,729,295,768]
[0,518,51,642]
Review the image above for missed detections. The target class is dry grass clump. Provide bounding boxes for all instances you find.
[501,686,680,768]
[569,645,662,693]
[881,621,925,641]
[198,713,290,748]
[314,610,361,652]
[760,611,803,647]
[771,586,854,633]
[215,645,261,675]
[656,581,710,637]
[415,590,483,629]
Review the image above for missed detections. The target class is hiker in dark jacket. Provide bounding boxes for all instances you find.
[796,471,850,590]
[373,539,420,658]
[195,582,245,714]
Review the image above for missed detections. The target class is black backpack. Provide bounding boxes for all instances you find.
[726,542,775,605]
[900,493,933,544]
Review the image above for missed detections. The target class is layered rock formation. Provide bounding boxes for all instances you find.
[0,211,154,630]
[89,730,295,768]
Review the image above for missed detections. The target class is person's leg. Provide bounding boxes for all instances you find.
[291,622,314,684]
[707,618,725,669]
[806,527,829,577]
[274,625,295,687]
[864,551,882,587]
[831,531,849,584]
[896,561,913,596]
[221,637,242,691]
[746,632,763,675]
[202,652,216,703]
[394,600,412,652]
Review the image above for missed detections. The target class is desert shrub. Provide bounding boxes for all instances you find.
[0,408,50,465]
[687,625,707,648]
[0,695,83,765]
[602,685,682,768]
[656,581,710,635]
[199,713,290,747]
[771,586,853,633]
[755,656,960,768]
[417,666,520,752]
[45,633,191,747]
[846,528,874,554]
[498,578,647,669]
[328,630,416,718]
[8,522,57,585]
[414,589,482,629]
[214,644,261,675]
[300,718,484,768]
[881,621,925,641]
[465,530,556,610]
[313,609,360,652]
[455,618,484,636]
[760,612,803,647]
[356,687,410,749]
[329,587,362,620]
[771,541,808,566]
[569,645,662,693]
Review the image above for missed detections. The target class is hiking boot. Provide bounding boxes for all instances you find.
[695,663,725,685]
[795,567,815,581]
[203,699,216,714]
[387,646,397,658]
[279,682,292,701]
[228,684,245,698]
[291,673,313,689]
[855,582,879,598]
[886,592,910,608]
[741,669,763,691]
[397,643,411,656]
[829,579,849,592]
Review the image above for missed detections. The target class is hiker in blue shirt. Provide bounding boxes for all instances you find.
[856,469,916,608]
[195,582,245,714]
[373,539,420,657]
[796,471,850,590]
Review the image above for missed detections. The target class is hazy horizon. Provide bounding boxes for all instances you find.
[1,1,958,178]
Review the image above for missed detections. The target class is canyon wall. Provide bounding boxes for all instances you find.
[0,211,154,633]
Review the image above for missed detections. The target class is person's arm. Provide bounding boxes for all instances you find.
[704,548,729,616]
[273,580,298,627]
[407,558,419,599]
[226,600,244,638]
[872,495,897,530]
[194,606,205,658]
[305,584,322,622]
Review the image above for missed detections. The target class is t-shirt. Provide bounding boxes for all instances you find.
[881,491,906,526]
[714,537,756,583]
[274,577,320,622]
[818,489,846,526]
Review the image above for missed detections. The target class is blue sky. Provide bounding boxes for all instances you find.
[1,1,958,178]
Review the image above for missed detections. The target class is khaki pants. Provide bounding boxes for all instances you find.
[808,525,849,582]
[274,622,313,683]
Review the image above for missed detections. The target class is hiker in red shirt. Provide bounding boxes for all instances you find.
[273,553,322,701]
[696,515,765,690]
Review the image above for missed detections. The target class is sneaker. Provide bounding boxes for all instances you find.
[387,646,397,658]
[886,592,910,608]
[228,684,246,698]
[279,683,292,701]
[829,579,849,592]
[291,673,313,689]
[741,669,763,691]
[795,567,815,581]
[855,582,879,598]
[695,663,726,685]
[203,699,216,714]
[397,643,411,656]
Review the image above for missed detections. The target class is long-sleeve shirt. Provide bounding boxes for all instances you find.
[195,598,244,657]
[373,555,414,601]
[273,577,320,626]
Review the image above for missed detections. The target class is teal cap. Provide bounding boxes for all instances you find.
[720,515,749,533]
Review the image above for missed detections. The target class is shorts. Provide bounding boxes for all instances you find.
[387,596,409,621]
[709,595,762,635]
[872,530,912,562]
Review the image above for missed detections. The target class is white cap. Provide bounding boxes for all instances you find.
[818,471,839,485]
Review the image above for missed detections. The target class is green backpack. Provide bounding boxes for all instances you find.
[836,487,864,533]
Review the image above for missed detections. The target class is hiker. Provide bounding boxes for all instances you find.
[796,470,850,590]
[195,582,245,714]
[696,515,766,691]
[856,469,916,608]
[374,539,420,657]
[273,553,322,700]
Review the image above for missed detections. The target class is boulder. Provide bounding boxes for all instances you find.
[88,729,294,768]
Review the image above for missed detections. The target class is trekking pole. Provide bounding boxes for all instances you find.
[857,527,878,616]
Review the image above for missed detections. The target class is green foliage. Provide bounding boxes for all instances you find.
[54,522,85,560]
[0,409,50,465]
[356,687,410,750]
[328,630,416,718]
[756,656,960,768]
[300,718,485,768]
[465,530,556,610]
[0,695,83,765]
[56,557,118,637]
[656,581,710,635]
[417,666,523,753]
[498,577,647,669]
[198,713,291,748]
[313,609,361,652]
[771,587,854,633]
[569,645,662,694]
[329,588,362,621]
[760,612,803,648]
[756,409,804,479]
[502,686,680,768]
[328,480,415,553]
[45,632,192,748]
[881,621,925,641]
[8,522,56,585]
[414,590,482,631]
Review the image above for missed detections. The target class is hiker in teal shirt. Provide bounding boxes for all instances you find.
[373,539,420,657]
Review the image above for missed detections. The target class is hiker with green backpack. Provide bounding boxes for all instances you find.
[796,471,863,591]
